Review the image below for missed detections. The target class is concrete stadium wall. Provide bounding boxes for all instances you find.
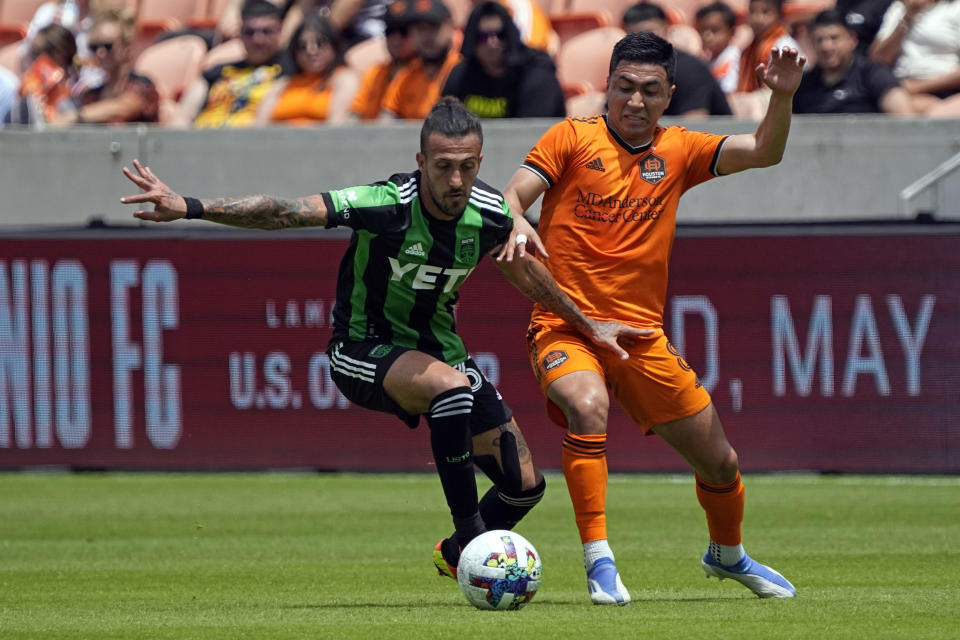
[2,115,959,228]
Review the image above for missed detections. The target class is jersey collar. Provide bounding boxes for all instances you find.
[603,114,657,155]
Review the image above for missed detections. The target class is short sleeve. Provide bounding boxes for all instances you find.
[679,129,727,190]
[865,60,901,99]
[522,119,578,188]
[323,181,404,231]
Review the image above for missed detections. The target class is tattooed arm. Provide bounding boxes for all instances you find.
[120,159,329,229]
[494,253,652,360]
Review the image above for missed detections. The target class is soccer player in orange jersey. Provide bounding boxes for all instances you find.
[500,32,805,605]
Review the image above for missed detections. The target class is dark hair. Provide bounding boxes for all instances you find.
[34,23,77,69]
[622,2,667,26]
[289,14,344,72]
[609,31,676,84]
[241,0,282,21]
[420,97,483,152]
[696,1,736,29]
[811,8,849,31]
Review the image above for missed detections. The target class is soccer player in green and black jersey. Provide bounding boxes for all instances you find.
[121,97,649,580]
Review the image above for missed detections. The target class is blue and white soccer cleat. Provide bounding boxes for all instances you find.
[586,557,631,605]
[701,551,796,598]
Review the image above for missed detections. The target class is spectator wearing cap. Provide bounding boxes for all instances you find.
[793,9,912,115]
[442,1,564,118]
[380,0,460,119]
[350,0,417,119]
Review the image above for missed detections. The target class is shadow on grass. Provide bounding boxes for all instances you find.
[280,594,744,609]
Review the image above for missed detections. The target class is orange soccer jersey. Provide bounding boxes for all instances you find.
[523,115,727,330]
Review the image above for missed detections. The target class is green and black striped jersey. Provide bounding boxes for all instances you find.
[322,170,513,366]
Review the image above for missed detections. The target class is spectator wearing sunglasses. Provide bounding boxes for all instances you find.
[51,7,159,125]
[256,14,358,124]
[442,1,564,118]
[180,0,295,128]
[350,0,417,120]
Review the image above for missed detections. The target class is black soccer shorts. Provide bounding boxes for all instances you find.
[326,339,513,432]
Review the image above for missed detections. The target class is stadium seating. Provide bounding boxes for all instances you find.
[201,36,244,69]
[0,0,47,26]
[0,39,20,72]
[345,35,389,76]
[565,89,605,117]
[0,22,26,49]
[134,33,207,101]
[556,25,624,96]
[667,22,702,56]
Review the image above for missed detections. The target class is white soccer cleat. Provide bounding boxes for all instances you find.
[586,557,631,605]
[701,551,796,598]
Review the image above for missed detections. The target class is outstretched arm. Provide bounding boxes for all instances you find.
[495,167,550,262]
[495,253,652,359]
[717,47,806,175]
[120,159,329,229]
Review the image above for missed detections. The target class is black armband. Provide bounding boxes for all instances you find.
[183,197,204,219]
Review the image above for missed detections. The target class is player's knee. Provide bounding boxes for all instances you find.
[562,391,608,435]
[703,447,739,484]
[431,370,471,398]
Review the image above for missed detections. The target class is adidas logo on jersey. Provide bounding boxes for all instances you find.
[585,157,605,172]
[404,242,426,257]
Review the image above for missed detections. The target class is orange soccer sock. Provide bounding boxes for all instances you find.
[695,472,745,546]
[562,432,609,544]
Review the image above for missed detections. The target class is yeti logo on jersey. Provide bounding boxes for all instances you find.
[388,257,474,292]
[458,236,476,261]
[639,154,666,185]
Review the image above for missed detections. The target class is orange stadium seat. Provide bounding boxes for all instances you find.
[550,12,610,47]
[565,89,605,117]
[138,0,208,24]
[444,0,473,29]
[0,22,26,48]
[345,35,389,76]
[0,0,47,26]
[667,22,702,56]
[201,36,244,69]
[134,33,207,100]
[0,40,21,72]
[556,25,624,96]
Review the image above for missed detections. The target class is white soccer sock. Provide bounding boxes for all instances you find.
[583,539,614,570]
[709,540,745,566]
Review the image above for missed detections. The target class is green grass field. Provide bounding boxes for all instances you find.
[1,472,957,639]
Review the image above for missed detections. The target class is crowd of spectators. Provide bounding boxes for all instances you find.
[1,0,958,128]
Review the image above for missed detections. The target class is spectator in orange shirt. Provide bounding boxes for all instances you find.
[380,0,460,120]
[257,14,359,124]
[349,0,417,120]
[738,0,802,93]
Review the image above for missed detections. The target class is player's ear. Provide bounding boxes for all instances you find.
[416,151,425,171]
[478,152,483,167]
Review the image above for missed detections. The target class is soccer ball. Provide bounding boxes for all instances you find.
[456,530,542,611]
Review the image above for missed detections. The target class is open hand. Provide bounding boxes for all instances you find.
[756,47,806,96]
[587,321,655,360]
[120,159,187,222]
[494,214,548,262]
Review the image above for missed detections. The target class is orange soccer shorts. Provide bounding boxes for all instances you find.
[526,323,712,433]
